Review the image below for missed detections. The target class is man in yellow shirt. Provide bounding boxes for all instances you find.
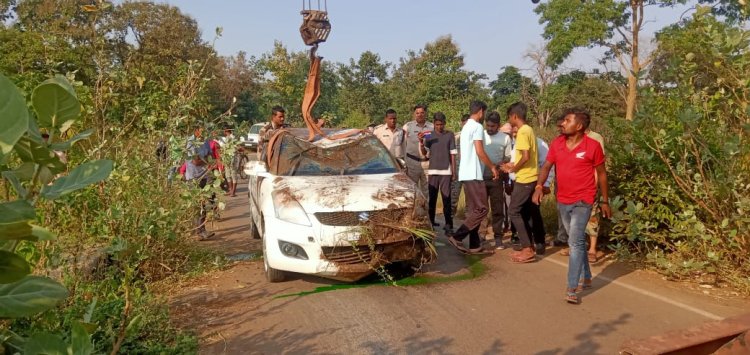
[501,102,539,263]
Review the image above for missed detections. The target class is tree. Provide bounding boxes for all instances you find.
[489,66,536,112]
[524,44,563,127]
[387,36,488,128]
[336,51,389,127]
[210,51,262,122]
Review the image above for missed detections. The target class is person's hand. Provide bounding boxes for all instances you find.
[600,203,612,219]
[452,173,457,182]
[490,166,500,180]
[417,131,425,142]
[532,188,544,205]
[543,186,551,195]
[501,162,514,173]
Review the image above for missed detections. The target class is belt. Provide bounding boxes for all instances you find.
[406,153,428,162]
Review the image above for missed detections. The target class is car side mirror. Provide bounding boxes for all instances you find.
[244,160,268,176]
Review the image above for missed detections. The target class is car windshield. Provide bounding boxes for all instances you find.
[275,135,399,176]
[249,124,263,134]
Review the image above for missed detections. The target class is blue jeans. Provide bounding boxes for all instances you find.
[558,201,593,290]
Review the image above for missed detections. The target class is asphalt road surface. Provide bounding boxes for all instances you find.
[171,184,750,354]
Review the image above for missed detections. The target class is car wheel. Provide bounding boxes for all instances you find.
[262,222,285,282]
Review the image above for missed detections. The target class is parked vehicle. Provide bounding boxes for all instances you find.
[243,123,266,150]
[244,128,433,282]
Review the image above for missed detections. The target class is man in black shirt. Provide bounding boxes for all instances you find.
[419,112,457,230]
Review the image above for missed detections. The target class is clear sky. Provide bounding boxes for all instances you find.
[163,0,693,80]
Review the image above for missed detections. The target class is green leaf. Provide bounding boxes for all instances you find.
[32,75,81,133]
[0,275,68,318]
[31,225,56,241]
[23,332,68,355]
[48,129,93,151]
[0,74,30,157]
[2,170,28,199]
[40,160,113,200]
[0,200,35,241]
[0,250,31,284]
[70,321,93,355]
[83,296,97,323]
[13,137,67,184]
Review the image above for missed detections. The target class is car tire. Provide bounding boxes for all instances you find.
[262,222,285,283]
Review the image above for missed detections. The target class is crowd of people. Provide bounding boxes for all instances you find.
[372,101,611,304]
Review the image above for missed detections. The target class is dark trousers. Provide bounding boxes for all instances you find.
[484,177,506,238]
[453,180,488,249]
[509,181,537,248]
[428,175,452,227]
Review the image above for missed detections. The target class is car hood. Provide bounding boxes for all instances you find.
[271,173,417,212]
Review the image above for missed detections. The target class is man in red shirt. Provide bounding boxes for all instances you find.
[532,108,611,304]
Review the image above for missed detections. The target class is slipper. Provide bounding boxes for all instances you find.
[588,251,597,263]
[560,249,570,256]
[467,247,495,255]
[510,251,536,263]
[566,290,579,304]
[446,236,468,253]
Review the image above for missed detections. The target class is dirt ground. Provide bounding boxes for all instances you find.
[170,183,750,354]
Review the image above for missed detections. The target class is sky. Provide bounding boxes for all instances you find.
[163,0,694,80]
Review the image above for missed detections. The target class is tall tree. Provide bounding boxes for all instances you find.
[336,51,389,127]
[489,66,536,113]
[387,36,488,127]
[210,51,262,122]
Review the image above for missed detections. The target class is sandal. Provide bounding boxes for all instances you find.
[510,248,536,263]
[560,249,569,256]
[446,236,468,253]
[566,289,579,304]
[588,251,597,262]
[468,247,495,255]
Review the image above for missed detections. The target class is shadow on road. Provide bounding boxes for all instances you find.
[534,313,633,355]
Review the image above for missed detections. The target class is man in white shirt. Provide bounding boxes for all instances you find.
[446,101,499,254]
[373,109,405,158]
[403,104,433,198]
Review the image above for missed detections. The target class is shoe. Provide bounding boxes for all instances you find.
[552,240,567,247]
[494,239,507,250]
[511,234,520,246]
[535,243,546,256]
[566,289,579,304]
[468,246,495,255]
[446,236,467,253]
[198,231,215,240]
[510,247,536,263]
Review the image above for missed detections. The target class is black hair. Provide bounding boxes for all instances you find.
[271,105,285,115]
[461,114,470,122]
[562,107,591,130]
[385,108,397,116]
[469,100,487,114]
[413,104,427,112]
[486,111,501,124]
[506,102,527,120]
[433,112,446,123]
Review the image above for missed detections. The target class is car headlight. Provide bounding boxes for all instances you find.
[272,191,312,226]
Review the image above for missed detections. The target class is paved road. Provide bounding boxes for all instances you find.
[172,184,750,354]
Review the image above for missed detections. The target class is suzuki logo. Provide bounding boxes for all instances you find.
[358,212,370,223]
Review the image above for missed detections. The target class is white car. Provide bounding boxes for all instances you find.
[245,128,433,282]
[243,122,266,150]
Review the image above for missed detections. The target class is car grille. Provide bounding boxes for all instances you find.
[314,208,408,226]
[321,246,372,264]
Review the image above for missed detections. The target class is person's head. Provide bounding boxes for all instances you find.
[506,102,528,127]
[460,114,470,128]
[271,105,286,126]
[511,125,519,139]
[413,104,427,124]
[500,122,512,134]
[485,111,501,135]
[559,107,591,136]
[385,109,397,129]
[223,127,233,136]
[433,112,446,133]
[469,100,488,121]
[193,124,202,138]
[556,113,566,135]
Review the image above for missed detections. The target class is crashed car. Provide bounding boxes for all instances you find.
[245,128,433,282]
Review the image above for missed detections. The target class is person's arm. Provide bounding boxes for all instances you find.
[474,140,499,179]
[450,153,457,181]
[596,163,611,218]
[532,161,554,204]
[505,149,529,173]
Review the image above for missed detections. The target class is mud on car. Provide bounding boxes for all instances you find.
[244,128,434,282]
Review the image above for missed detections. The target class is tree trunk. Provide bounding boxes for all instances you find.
[625,0,643,121]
